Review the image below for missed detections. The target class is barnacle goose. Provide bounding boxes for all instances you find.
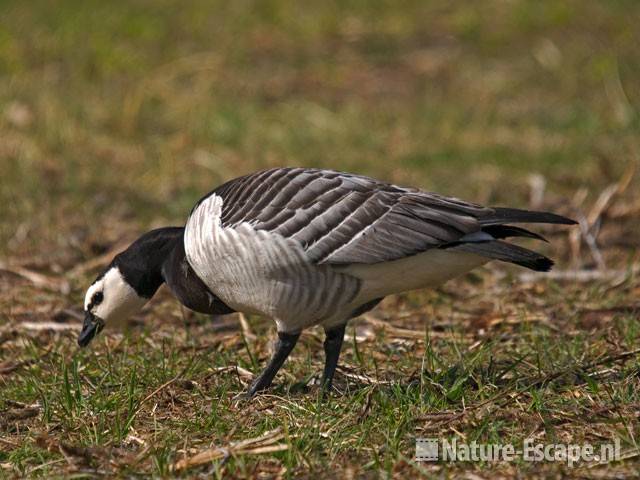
[79,167,575,397]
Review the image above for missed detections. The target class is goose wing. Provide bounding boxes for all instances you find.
[191,167,493,265]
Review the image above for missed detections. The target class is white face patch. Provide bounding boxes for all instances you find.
[84,266,148,329]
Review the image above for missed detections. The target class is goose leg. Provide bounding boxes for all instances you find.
[321,323,346,393]
[246,331,300,398]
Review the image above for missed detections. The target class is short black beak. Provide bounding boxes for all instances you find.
[78,311,105,347]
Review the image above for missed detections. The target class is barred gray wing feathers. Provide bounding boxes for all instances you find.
[195,167,492,264]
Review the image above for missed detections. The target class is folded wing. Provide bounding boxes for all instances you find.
[191,167,575,270]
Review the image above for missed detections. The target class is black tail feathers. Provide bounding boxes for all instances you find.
[481,207,577,226]
[450,240,554,272]
[443,206,575,272]
[481,225,549,243]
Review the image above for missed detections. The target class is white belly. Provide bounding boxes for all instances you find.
[343,249,488,302]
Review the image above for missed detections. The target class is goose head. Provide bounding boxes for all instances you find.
[78,227,184,347]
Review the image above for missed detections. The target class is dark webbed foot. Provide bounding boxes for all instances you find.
[244,331,300,398]
[321,323,346,394]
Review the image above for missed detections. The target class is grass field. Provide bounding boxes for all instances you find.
[1,0,639,478]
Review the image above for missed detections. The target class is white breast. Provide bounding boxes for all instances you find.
[184,194,361,332]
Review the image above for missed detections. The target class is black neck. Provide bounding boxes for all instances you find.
[114,227,185,298]
[160,233,236,315]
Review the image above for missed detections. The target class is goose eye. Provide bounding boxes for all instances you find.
[92,291,104,305]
